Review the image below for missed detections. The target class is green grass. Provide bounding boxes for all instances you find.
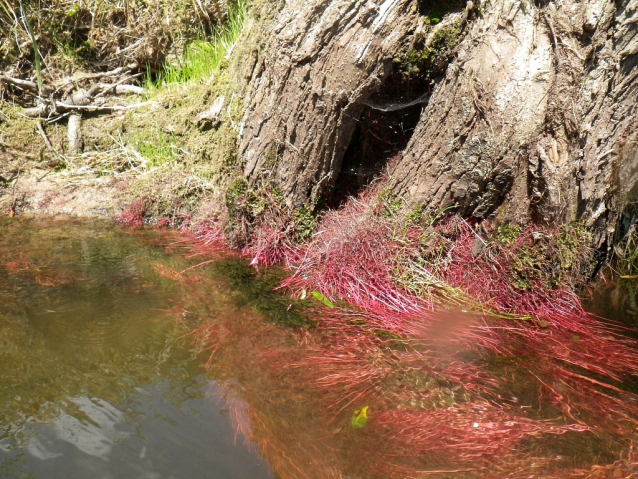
[134,129,181,168]
[146,0,246,90]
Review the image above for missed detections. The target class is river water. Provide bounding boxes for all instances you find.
[0,217,274,478]
[1,217,637,478]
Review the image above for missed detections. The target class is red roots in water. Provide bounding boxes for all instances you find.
[158,183,638,476]
[117,198,146,227]
[156,217,170,228]
[5,261,25,270]
[239,187,638,473]
[244,221,299,268]
[376,404,589,461]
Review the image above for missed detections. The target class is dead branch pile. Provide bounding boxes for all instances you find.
[0,0,229,156]
[1,63,146,115]
[0,0,228,77]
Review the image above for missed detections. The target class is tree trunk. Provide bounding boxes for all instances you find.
[389,0,638,247]
[240,0,421,206]
[241,0,638,246]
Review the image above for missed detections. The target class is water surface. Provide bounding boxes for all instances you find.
[0,217,273,479]
[2,217,638,478]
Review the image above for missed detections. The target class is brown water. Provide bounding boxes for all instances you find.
[0,217,273,479]
[1,217,638,478]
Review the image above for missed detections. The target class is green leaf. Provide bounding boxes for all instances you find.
[351,406,369,429]
[311,291,334,308]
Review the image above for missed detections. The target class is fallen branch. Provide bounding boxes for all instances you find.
[55,101,153,112]
[94,73,145,98]
[49,64,140,96]
[67,114,83,155]
[23,103,49,118]
[0,74,38,93]
[4,65,145,118]
[36,120,60,157]
[68,63,138,83]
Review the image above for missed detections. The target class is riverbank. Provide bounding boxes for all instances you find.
[2,0,638,475]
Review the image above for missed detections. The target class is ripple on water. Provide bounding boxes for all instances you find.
[0,218,274,479]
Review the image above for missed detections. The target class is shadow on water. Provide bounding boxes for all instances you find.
[210,258,315,328]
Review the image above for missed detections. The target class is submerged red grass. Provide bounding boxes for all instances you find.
[148,180,638,476]
[117,198,146,227]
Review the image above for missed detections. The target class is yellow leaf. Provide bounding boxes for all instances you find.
[351,406,369,429]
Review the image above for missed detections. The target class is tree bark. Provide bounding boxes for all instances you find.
[240,0,421,206]
[241,0,638,246]
[389,0,638,247]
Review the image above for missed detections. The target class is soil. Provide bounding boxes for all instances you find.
[0,158,124,217]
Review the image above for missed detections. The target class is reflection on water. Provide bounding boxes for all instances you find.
[2,217,638,478]
[583,277,638,332]
[0,217,273,479]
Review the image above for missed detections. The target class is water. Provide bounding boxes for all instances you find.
[1,217,638,478]
[0,217,272,479]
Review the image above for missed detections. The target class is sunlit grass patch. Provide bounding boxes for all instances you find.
[146,0,246,91]
[133,129,184,168]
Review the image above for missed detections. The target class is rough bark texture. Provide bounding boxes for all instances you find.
[390,0,638,246]
[240,0,421,205]
[241,0,638,246]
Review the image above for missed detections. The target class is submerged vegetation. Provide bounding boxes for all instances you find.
[151,186,638,476]
[2,0,638,476]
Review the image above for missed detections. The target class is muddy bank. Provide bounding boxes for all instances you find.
[0,151,123,217]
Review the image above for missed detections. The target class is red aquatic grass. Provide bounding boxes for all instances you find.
[4,260,28,270]
[432,216,591,325]
[216,385,254,445]
[168,260,638,477]
[161,219,229,259]
[151,263,184,282]
[117,198,146,227]
[280,197,423,315]
[192,221,224,245]
[243,220,300,268]
[375,402,590,463]
[148,185,638,477]
[156,217,170,228]
[251,189,638,429]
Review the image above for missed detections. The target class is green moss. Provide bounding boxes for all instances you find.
[293,205,319,242]
[511,243,555,290]
[373,330,401,340]
[225,177,250,227]
[224,178,289,244]
[134,129,180,168]
[510,223,593,291]
[557,222,592,272]
[495,223,523,248]
[374,188,403,218]
[396,20,462,82]
[228,177,249,198]
[262,143,280,168]
[406,204,426,225]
